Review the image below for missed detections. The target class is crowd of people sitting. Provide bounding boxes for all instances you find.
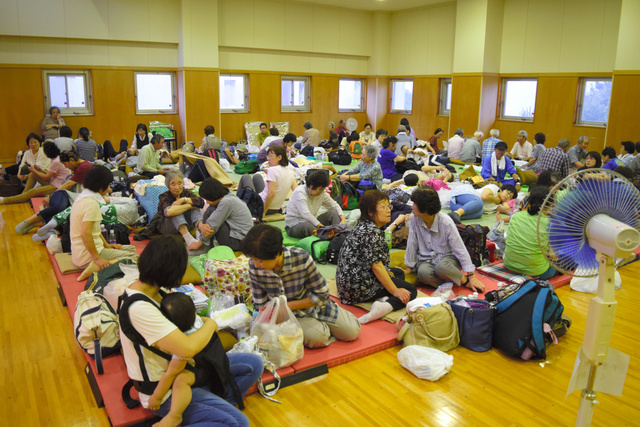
[3,109,640,425]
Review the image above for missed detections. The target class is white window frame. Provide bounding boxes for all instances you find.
[134,71,177,114]
[499,78,537,122]
[439,78,452,116]
[281,76,311,112]
[576,77,612,127]
[219,73,249,113]
[42,69,93,116]
[389,79,414,114]
[338,78,365,113]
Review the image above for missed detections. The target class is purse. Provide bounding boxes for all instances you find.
[396,303,459,352]
[447,298,496,352]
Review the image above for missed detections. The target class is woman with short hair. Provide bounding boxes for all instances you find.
[339,144,384,190]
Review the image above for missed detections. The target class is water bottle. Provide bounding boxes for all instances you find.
[108,230,116,245]
[385,228,392,249]
[100,224,107,240]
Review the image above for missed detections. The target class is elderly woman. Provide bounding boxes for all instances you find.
[339,144,384,191]
[16,133,51,183]
[1,141,69,205]
[237,145,297,217]
[119,236,262,425]
[336,190,417,324]
[158,169,206,251]
[42,106,66,141]
[504,186,557,280]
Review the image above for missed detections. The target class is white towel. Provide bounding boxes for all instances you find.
[490,152,505,177]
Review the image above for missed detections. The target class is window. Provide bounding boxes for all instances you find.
[43,70,93,115]
[390,79,413,114]
[134,72,176,114]
[281,76,310,112]
[339,78,364,112]
[439,78,452,116]
[500,78,538,121]
[576,78,612,126]
[220,74,249,113]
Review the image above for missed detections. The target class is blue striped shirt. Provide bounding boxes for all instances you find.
[405,213,475,273]
[482,136,501,159]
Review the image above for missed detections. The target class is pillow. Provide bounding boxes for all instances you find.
[54,253,83,274]
[516,167,538,186]
[459,165,479,181]
[263,213,286,222]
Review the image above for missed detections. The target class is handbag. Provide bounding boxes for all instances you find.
[203,256,253,311]
[250,295,304,368]
[396,303,459,352]
[447,298,496,352]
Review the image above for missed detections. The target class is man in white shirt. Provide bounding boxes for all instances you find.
[260,127,281,150]
[507,130,533,161]
[446,128,465,159]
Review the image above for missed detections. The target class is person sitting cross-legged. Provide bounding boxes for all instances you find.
[405,187,485,293]
[285,170,346,238]
[242,224,361,349]
[480,140,521,191]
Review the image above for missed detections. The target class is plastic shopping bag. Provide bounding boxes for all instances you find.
[250,295,304,369]
[397,345,454,381]
[570,270,621,294]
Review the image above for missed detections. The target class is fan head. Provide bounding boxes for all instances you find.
[346,118,358,132]
[537,168,640,277]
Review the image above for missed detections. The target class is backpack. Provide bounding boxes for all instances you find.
[325,233,350,264]
[84,259,136,294]
[328,149,352,165]
[455,224,490,267]
[103,223,131,245]
[203,148,221,162]
[341,181,360,210]
[118,292,244,410]
[237,187,264,222]
[97,144,104,161]
[73,290,121,374]
[493,281,565,360]
[234,160,259,174]
[329,177,343,204]
[349,140,362,158]
[300,145,314,157]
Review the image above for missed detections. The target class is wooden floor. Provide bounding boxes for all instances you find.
[1,201,639,427]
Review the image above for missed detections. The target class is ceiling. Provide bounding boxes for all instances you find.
[293,0,453,12]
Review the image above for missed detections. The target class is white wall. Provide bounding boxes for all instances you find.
[388,3,456,76]
[500,0,621,73]
[614,0,640,71]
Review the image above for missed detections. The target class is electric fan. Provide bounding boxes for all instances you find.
[536,168,640,426]
[346,118,358,132]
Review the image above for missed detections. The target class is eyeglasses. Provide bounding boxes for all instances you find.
[377,204,391,211]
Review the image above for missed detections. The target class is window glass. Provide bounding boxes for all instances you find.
[578,79,612,125]
[390,79,413,113]
[501,79,537,120]
[135,73,175,113]
[339,79,364,112]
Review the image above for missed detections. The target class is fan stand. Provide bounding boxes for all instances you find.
[575,251,619,427]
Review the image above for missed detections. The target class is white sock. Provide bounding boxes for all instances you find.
[358,301,393,324]
[15,220,35,234]
[37,219,58,236]
[33,230,56,242]
[182,231,198,246]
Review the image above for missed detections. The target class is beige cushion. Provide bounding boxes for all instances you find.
[54,253,83,274]
[263,213,286,222]
[516,167,538,186]
[182,265,203,285]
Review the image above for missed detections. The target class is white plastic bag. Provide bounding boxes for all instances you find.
[397,345,453,381]
[103,263,140,309]
[250,295,304,369]
[570,270,621,294]
[212,303,252,330]
[406,297,445,314]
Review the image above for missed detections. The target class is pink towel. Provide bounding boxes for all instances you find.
[424,179,451,191]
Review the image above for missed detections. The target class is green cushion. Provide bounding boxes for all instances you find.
[206,245,236,260]
[282,229,301,246]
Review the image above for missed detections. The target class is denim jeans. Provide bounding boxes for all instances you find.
[150,353,263,427]
[450,193,484,219]
[37,190,70,222]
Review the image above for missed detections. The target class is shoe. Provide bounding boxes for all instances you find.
[448,212,462,224]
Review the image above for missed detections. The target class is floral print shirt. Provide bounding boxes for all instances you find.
[335,220,390,305]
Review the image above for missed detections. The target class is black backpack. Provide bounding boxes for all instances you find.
[203,148,221,162]
[455,224,490,267]
[493,281,566,360]
[300,145,314,157]
[118,291,244,410]
[237,187,264,222]
[328,149,352,165]
[325,233,350,264]
[60,222,129,253]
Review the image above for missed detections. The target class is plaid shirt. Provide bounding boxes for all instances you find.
[482,136,501,159]
[248,247,338,323]
[157,189,205,217]
[533,147,569,177]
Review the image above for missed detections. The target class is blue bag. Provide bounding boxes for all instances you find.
[447,298,496,352]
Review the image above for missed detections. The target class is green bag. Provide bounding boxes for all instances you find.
[396,303,460,352]
[234,160,259,174]
[295,236,330,263]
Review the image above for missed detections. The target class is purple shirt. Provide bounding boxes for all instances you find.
[378,148,398,179]
[257,138,284,163]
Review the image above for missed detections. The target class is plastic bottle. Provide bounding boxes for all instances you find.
[100,224,107,240]
[108,230,116,245]
[385,228,392,249]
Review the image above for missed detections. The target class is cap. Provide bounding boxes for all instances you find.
[236,143,247,152]
[495,141,508,151]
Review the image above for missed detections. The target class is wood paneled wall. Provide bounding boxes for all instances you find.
[219,73,369,143]
[380,77,449,141]
[180,69,220,145]
[606,74,640,149]
[479,74,499,134]
[449,75,482,138]
[493,75,606,151]
[0,66,182,163]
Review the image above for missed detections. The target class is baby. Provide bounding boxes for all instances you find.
[148,293,201,427]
